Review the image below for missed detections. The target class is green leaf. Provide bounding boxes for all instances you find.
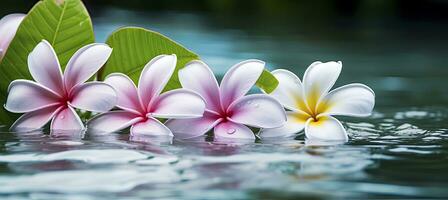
[257,69,279,93]
[99,27,200,91]
[0,0,94,124]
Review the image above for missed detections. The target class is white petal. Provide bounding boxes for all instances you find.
[10,105,63,131]
[317,83,375,117]
[138,54,177,109]
[151,89,205,119]
[51,106,84,131]
[105,73,144,114]
[87,111,143,134]
[70,82,117,113]
[227,94,286,128]
[5,80,60,113]
[269,69,308,112]
[303,61,342,112]
[165,111,222,139]
[130,118,172,136]
[304,116,348,141]
[214,121,255,140]
[179,60,222,113]
[259,111,309,138]
[64,43,112,91]
[219,59,264,109]
[0,13,25,57]
[27,40,64,95]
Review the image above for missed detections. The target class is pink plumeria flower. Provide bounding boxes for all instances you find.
[259,61,375,141]
[5,40,117,131]
[0,13,26,60]
[165,60,287,140]
[87,55,206,136]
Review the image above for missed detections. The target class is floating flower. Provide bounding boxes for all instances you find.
[0,13,26,60]
[165,60,286,140]
[5,40,116,131]
[259,61,375,141]
[87,55,206,136]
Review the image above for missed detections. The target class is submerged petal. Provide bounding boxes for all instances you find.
[269,69,308,112]
[27,40,64,94]
[151,89,205,119]
[51,106,84,131]
[5,80,60,113]
[10,105,63,131]
[130,118,172,136]
[214,121,255,140]
[228,94,286,128]
[138,55,177,109]
[0,13,25,58]
[64,43,112,90]
[87,111,142,134]
[304,116,348,141]
[70,82,117,113]
[179,60,222,112]
[105,73,143,114]
[317,83,375,117]
[219,59,264,109]
[259,111,309,138]
[165,111,222,139]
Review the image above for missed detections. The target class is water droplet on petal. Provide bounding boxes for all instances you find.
[227,128,236,134]
[60,115,65,119]
[254,104,260,108]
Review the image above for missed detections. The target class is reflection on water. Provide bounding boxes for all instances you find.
[1,8,448,199]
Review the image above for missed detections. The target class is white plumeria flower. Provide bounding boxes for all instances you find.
[0,13,25,60]
[259,61,375,141]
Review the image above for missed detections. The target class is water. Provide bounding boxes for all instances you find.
[1,8,448,199]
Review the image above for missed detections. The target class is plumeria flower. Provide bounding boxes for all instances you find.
[259,61,375,141]
[87,55,206,137]
[5,40,117,131]
[165,60,286,140]
[0,13,26,60]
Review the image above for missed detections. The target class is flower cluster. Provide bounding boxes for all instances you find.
[0,14,375,142]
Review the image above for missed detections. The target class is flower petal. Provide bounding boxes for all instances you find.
[219,59,264,109]
[303,61,342,112]
[259,111,309,138]
[0,13,25,58]
[70,82,117,113]
[130,118,172,136]
[179,60,221,112]
[27,40,64,94]
[317,83,375,117]
[228,94,286,128]
[304,116,348,141]
[51,106,84,131]
[165,111,222,139]
[105,73,143,114]
[87,111,143,134]
[138,54,177,109]
[214,121,255,140]
[268,69,308,112]
[64,43,112,91]
[151,89,205,119]
[5,80,60,113]
[10,105,62,131]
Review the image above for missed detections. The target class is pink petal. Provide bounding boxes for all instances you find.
[165,111,222,139]
[70,82,117,113]
[51,106,84,131]
[214,121,255,140]
[219,59,264,109]
[305,116,348,141]
[151,89,205,119]
[178,60,222,112]
[64,43,112,91]
[10,105,63,131]
[27,40,64,95]
[130,117,172,136]
[87,111,143,134]
[105,73,144,114]
[228,94,286,128]
[5,80,61,113]
[259,111,309,138]
[0,13,25,58]
[138,55,177,109]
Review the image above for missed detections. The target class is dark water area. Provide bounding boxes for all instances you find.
[1,2,448,199]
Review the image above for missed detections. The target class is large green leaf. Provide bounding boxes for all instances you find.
[100,27,279,93]
[0,0,94,124]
